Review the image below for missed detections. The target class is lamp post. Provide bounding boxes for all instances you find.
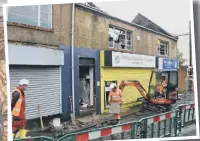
[175,21,192,75]
[175,21,192,92]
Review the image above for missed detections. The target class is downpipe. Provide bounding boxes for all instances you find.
[71,3,75,118]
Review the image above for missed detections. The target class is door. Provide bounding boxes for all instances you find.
[167,71,178,99]
[79,58,95,106]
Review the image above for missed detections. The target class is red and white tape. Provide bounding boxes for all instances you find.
[76,124,131,141]
[147,112,176,124]
[181,104,195,111]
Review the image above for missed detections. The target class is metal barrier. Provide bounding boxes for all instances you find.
[176,104,195,127]
[57,121,145,141]
[13,136,55,141]
[138,109,180,138]
[12,103,196,141]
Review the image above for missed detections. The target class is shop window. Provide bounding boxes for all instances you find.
[7,5,52,29]
[108,26,132,50]
[157,40,169,56]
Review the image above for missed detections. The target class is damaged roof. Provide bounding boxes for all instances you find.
[132,13,176,38]
[76,3,178,41]
[80,2,108,14]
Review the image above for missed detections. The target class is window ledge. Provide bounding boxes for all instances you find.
[7,22,53,32]
[157,55,169,58]
[108,48,134,53]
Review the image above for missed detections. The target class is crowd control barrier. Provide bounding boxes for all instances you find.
[13,103,196,141]
[13,136,55,141]
[138,109,180,138]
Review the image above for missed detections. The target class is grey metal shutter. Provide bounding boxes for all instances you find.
[9,66,62,120]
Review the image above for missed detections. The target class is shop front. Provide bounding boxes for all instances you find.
[100,50,156,113]
[60,46,100,117]
[8,43,64,120]
[157,57,179,96]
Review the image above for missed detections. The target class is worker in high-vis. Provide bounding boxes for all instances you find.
[108,83,124,124]
[11,79,29,139]
[156,74,168,97]
[160,74,168,87]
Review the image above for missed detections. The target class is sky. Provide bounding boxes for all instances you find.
[94,0,191,65]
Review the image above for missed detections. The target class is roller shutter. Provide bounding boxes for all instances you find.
[9,66,61,120]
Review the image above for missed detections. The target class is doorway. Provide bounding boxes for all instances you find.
[79,58,95,115]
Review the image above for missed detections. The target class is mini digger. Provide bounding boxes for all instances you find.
[119,69,178,112]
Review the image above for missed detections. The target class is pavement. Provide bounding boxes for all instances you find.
[181,124,196,136]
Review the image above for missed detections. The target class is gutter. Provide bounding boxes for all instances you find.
[75,3,178,41]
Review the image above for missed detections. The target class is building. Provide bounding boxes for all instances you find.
[100,50,156,113]
[7,3,178,118]
[72,3,178,113]
[7,5,64,120]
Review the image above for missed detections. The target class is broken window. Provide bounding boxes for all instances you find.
[108,26,132,50]
[7,5,52,29]
[157,40,169,56]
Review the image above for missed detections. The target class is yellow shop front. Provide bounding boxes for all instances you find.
[100,50,156,113]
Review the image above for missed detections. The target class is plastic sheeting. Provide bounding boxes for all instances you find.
[79,78,90,104]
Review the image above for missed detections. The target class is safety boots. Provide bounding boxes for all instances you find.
[19,129,27,138]
[13,129,30,139]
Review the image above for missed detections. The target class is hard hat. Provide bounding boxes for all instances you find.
[110,83,117,89]
[19,79,29,86]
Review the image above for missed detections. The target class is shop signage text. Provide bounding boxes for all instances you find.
[112,52,156,68]
[158,58,179,71]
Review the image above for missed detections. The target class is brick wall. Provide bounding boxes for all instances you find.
[7,4,72,46]
[74,7,177,57]
[7,3,177,58]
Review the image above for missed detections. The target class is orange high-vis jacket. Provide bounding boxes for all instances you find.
[11,88,24,117]
[108,89,123,104]
[158,79,168,94]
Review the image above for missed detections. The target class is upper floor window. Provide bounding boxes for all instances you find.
[8,5,52,29]
[157,40,169,56]
[108,26,132,50]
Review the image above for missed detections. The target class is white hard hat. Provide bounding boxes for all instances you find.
[110,83,117,89]
[19,79,29,86]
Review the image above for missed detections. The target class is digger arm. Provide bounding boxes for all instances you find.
[119,80,147,99]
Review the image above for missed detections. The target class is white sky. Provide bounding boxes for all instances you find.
[94,0,190,65]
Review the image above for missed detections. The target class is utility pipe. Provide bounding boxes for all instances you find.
[71,3,75,118]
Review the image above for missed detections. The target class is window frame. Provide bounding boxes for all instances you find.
[108,26,132,50]
[7,5,53,29]
[157,39,169,57]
